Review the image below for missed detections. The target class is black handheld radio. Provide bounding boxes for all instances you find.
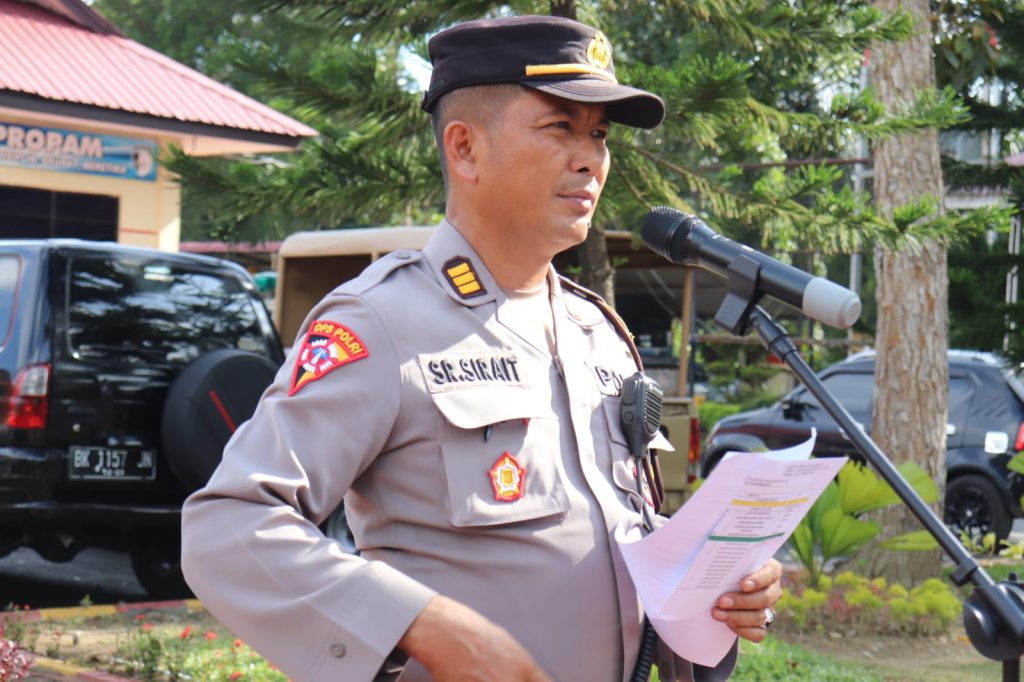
[619,371,664,529]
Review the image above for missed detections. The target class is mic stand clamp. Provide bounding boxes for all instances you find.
[713,259,1024,682]
[713,254,762,336]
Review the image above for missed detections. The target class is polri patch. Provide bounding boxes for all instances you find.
[289,320,369,396]
[490,452,526,502]
[443,256,486,299]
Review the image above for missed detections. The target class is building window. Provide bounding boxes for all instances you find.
[0,185,118,240]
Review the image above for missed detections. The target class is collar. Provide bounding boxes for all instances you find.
[551,272,606,329]
[423,219,499,308]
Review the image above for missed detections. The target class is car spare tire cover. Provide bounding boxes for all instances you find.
[162,349,279,491]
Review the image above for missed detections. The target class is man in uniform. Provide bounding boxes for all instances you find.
[181,15,782,682]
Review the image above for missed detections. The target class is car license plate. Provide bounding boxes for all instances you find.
[68,446,157,480]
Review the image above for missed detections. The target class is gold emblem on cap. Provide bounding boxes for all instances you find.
[586,31,612,70]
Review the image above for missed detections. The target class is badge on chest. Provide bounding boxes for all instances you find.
[489,451,526,502]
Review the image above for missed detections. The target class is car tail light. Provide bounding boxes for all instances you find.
[687,415,701,483]
[7,363,50,429]
[1016,422,1024,452]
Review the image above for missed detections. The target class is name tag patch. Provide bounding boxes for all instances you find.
[289,320,369,395]
[420,352,525,392]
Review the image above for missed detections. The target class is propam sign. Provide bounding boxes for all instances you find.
[0,121,157,181]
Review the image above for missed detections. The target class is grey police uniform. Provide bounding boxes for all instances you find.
[182,220,737,681]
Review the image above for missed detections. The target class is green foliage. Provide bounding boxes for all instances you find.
[1,604,39,652]
[698,343,783,411]
[789,460,939,587]
[732,636,881,681]
[777,570,961,637]
[958,530,1000,556]
[113,622,286,682]
[949,234,1024,366]
[998,537,1024,559]
[94,0,988,261]
[697,401,742,435]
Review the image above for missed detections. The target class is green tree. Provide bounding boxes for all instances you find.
[935,0,1024,363]
[103,2,1003,279]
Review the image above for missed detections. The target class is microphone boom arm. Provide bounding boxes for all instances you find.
[711,260,1024,679]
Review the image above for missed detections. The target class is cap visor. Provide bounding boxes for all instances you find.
[522,78,665,129]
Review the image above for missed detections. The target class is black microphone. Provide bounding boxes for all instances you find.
[641,206,862,329]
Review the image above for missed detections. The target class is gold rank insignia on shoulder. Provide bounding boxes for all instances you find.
[443,256,487,299]
[586,31,612,69]
[489,452,526,502]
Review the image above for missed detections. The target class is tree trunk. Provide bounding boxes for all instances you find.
[549,1,577,19]
[548,0,616,304]
[862,0,948,583]
[578,223,616,306]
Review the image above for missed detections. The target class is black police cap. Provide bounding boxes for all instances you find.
[422,15,665,129]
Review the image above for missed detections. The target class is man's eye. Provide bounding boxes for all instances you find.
[551,121,571,129]
[592,129,608,140]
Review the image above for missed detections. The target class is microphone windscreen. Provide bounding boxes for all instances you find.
[641,206,687,263]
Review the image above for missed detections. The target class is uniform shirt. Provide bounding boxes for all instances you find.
[181,220,736,682]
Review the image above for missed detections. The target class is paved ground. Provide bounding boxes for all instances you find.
[0,547,148,609]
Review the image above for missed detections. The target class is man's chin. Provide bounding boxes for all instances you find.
[547,221,592,256]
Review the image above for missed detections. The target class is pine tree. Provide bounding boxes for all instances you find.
[104,2,1001,278]
[936,0,1024,363]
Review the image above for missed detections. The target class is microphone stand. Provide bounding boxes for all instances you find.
[713,254,1024,682]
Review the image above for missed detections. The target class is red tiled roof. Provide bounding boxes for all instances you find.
[0,0,317,140]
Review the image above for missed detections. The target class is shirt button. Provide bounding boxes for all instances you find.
[329,642,347,658]
[395,250,410,259]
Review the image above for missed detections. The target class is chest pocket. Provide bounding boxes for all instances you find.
[430,387,570,527]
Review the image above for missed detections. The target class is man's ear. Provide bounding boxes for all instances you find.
[444,120,479,184]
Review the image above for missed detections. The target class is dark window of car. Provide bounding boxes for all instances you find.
[66,256,272,364]
[0,255,19,348]
[796,372,874,419]
[796,370,974,426]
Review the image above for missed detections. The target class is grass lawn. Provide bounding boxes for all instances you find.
[2,600,1006,681]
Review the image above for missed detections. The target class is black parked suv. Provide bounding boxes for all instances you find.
[702,350,1024,541]
[0,240,285,596]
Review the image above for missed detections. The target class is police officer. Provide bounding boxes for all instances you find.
[181,15,782,682]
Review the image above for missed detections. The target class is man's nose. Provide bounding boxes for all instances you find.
[571,139,607,176]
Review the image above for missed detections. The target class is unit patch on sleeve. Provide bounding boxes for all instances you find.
[289,320,369,396]
[489,452,526,502]
[443,256,487,299]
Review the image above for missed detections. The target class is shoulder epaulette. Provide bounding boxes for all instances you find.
[558,274,642,372]
[338,250,424,296]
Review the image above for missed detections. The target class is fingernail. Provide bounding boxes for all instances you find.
[711,609,726,621]
[718,597,734,608]
[743,579,756,590]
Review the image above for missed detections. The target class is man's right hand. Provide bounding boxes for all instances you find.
[398,595,553,681]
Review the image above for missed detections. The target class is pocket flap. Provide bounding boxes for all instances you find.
[431,387,552,430]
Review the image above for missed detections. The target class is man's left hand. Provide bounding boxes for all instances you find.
[710,558,783,643]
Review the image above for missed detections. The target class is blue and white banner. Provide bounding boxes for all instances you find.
[0,122,157,181]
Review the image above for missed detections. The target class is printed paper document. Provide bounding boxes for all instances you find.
[615,433,846,667]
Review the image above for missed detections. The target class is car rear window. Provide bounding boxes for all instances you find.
[0,254,20,348]
[66,255,273,364]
